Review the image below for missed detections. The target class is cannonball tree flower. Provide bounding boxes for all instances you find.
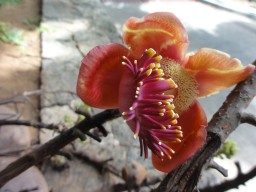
[76,12,255,173]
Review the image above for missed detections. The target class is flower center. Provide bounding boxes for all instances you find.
[161,58,198,113]
[121,48,183,160]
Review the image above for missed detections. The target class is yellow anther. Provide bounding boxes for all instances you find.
[176,138,182,143]
[167,104,175,110]
[134,133,138,139]
[122,56,127,59]
[121,62,126,65]
[138,81,143,86]
[158,141,162,145]
[139,68,144,72]
[174,113,179,119]
[168,155,172,159]
[159,113,164,116]
[160,109,166,113]
[136,90,139,95]
[161,151,164,156]
[155,55,162,62]
[155,63,161,68]
[167,78,178,88]
[169,110,175,118]
[129,106,134,110]
[149,63,155,69]
[144,69,152,76]
[171,119,178,125]
[122,112,127,115]
[134,60,137,64]
[170,148,175,154]
[157,102,162,106]
[161,125,166,129]
[146,48,156,57]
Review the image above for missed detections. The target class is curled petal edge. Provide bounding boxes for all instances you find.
[77,43,131,109]
[184,48,255,97]
[123,12,188,63]
[152,101,207,173]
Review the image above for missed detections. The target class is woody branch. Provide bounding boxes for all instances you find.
[0,61,255,191]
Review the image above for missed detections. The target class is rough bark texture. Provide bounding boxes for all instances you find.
[154,61,256,192]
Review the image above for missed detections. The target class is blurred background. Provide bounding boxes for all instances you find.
[0,0,256,191]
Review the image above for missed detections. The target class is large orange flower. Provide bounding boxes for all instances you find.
[77,12,255,173]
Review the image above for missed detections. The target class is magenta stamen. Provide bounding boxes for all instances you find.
[121,48,182,160]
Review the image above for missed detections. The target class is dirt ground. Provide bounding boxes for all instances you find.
[0,0,41,142]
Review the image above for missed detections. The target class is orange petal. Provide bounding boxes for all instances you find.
[77,43,131,109]
[152,101,207,173]
[123,12,188,63]
[184,48,255,97]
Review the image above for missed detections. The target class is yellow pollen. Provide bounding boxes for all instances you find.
[161,125,166,129]
[167,104,175,110]
[169,110,176,118]
[158,141,162,145]
[138,81,143,86]
[139,68,144,72]
[159,113,164,116]
[136,90,139,95]
[149,63,155,69]
[167,78,178,88]
[161,151,164,156]
[134,134,138,139]
[122,56,127,59]
[170,149,175,154]
[168,156,172,159]
[157,102,162,106]
[146,48,156,57]
[171,119,178,125]
[121,62,126,65]
[134,60,137,64]
[129,106,134,110]
[176,138,182,143]
[161,58,198,113]
[144,69,152,76]
[155,55,162,62]
[122,112,127,115]
[155,63,161,68]
[174,113,179,119]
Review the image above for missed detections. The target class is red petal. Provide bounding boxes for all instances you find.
[184,48,255,97]
[77,43,131,108]
[152,101,207,173]
[123,12,188,63]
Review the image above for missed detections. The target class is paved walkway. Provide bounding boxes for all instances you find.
[41,0,256,191]
[40,0,160,191]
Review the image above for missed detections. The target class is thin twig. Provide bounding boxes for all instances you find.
[207,160,228,177]
[112,177,162,192]
[154,60,256,192]
[200,162,256,192]
[0,109,121,187]
[72,151,120,177]
[241,112,256,126]
[0,119,58,130]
